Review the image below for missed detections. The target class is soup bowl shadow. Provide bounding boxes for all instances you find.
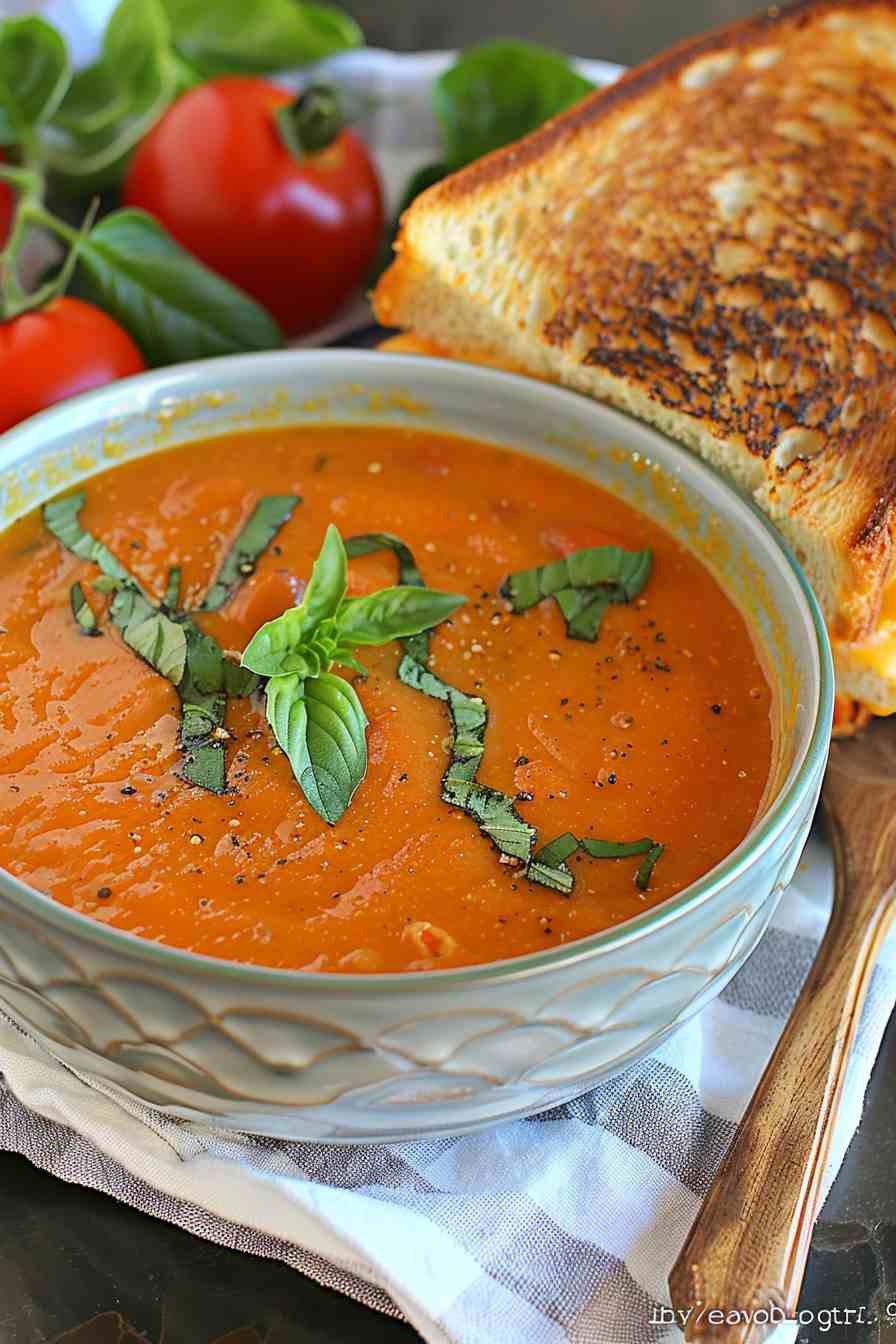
[0,351,833,1141]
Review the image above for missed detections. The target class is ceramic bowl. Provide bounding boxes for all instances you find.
[0,351,833,1141]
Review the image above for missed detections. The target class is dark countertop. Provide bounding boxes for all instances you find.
[4,4,895,1343]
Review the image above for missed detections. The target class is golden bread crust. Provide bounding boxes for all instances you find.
[375,0,896,661]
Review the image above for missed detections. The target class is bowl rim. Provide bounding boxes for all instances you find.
[0,347,835,990]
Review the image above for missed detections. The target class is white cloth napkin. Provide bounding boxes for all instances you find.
[2,835,894,1344]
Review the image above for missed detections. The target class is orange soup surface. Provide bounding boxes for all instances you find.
[0,426,774,972]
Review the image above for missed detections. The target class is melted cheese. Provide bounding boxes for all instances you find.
[836,578,896,687]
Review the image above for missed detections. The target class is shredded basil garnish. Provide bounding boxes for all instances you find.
[45,489,296,794]
[163,566,181,611]
[69,581,100,636]
[345,534,664,894]
[501,545,652,641]
[44,493,132,583]
[201,495,299,611]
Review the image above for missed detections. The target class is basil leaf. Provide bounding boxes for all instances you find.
[503,546,653,611]
[69,582,100,637]
[242,614,337,678]
[552,587,610,642]
[180,695,227,793]
[222,661,259,698]
[530,833,665,894]
[302,524,348,630]
[0,17,70,141]
[182,738,226,793]
[43,492,136,586]
[337,586,464,646]
[433,40,593,170]
[532,832,579,868]
[580,837,654,860]
[104,0,171,69]
[453,781,536,862]
[202,494,299,612]
[53,63,136,139]
[45,0,180,191]
[162,0,361,77]
[178,629,229,792]
[635,843,665,892]
[74,209,283,366]
[184,628,225,694]
[92,575,120,594]
[163,567,181,611]
[109,583,156,634]
[295,3,363,60]
[266,671,368,825]
[345,533,425,588]
[181,702,217,742]
[243,526,347,675]
[122,611,187,685]
[525,854,575,895]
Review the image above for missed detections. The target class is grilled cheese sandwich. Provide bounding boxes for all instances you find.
[374,0,896,723]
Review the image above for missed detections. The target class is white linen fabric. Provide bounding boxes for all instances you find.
[0,28,893,1342]
[2,837,894,1344]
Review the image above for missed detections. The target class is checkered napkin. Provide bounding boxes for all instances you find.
[2,836,895,1344]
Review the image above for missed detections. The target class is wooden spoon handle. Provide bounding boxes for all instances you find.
[668,811,896,1342]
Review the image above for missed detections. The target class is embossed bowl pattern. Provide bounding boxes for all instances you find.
[0,352,833,1140]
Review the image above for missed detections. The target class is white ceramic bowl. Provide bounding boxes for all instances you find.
[0,351,833,1140]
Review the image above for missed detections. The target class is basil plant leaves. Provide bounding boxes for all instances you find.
[242,524,465,824]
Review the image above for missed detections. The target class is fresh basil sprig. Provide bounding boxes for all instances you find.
[241,524,465,824]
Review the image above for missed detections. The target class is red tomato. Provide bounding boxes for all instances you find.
[0,151,13,245]
[123,77,384,337]
[0,297,146,434]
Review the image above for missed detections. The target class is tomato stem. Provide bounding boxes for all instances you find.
[0,137,48,319]
[276,84,344,159]
[0,191,93,321]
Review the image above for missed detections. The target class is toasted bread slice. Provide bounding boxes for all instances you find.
[374,0,896,714]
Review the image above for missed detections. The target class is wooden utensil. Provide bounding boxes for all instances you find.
[668,717,896,1341]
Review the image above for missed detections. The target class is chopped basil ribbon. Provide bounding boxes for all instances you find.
[44,488,298,793]
[501,545,653,641]
[529,832,664,894]
[69,581,99,636]
[162,566,181,611]
[241,525,465,824]
[201,495,298,611]
[345,533,664,895]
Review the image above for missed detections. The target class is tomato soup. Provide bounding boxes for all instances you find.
[0,426,774,972]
